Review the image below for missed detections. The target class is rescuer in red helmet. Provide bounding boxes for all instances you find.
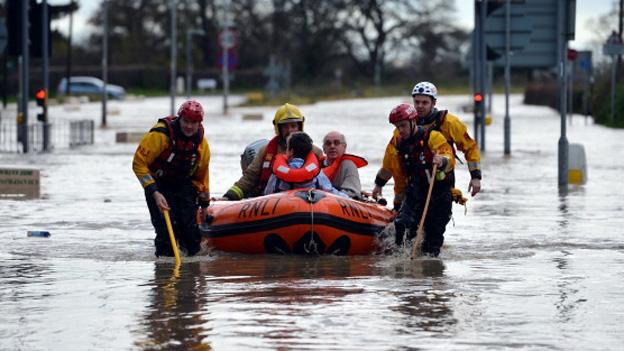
[372,82,481,208]
[381,103,455,256]
[133,100,211,257]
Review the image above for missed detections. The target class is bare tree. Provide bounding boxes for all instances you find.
[81,0,468,89]
[340,0,407,81]
[401,0,468,79]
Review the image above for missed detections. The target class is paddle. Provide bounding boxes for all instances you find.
[410,163,438,259]
[163,209,182,265]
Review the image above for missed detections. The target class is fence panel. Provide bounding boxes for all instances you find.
[0,119,95,153]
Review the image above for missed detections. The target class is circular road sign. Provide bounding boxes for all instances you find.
[219,29,236,49]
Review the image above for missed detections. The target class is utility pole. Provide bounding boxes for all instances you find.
[65,1,74,98]
[186,28,192,99]
[186,29,205,99]
[170,0,177,116]
[504,0,511,155]
[618,0,623,79]
[102,0,108,127]
[221,0,232,115]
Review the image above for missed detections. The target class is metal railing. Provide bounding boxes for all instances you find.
[0,119,95,153]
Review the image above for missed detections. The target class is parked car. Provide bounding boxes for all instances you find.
[57,76,126,100]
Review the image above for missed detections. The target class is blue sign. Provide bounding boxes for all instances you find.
[217,49,237,70]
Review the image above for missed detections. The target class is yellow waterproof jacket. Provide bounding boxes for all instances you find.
[375,130,454,206]
[376,111,480,205]
[132,120,210,194]
[423,111,481,176]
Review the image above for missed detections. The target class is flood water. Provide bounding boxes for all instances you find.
[1,95,623,350]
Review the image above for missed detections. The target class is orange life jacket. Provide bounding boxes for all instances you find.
[272,152,321,183]
[258,136,281,191]
[322,154,368,181]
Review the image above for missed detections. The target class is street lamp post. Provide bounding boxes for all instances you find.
[186,28,205,99]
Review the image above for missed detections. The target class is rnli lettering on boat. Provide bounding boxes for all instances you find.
[238,198,282,219]
[201,189,395,255]
[335,199,372,220]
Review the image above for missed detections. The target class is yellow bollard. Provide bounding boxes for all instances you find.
[485,114,493,126]
[568,143,587,185]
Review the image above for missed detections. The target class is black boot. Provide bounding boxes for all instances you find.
[394,222,406,246]
[155,238,174,257]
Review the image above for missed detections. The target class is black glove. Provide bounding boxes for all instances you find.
[198,192,211,208]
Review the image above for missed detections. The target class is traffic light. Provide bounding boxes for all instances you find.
[473,92,484,113]
[35,89,48,122]
[474,92,483,103]
[30,2,52,58]
[6,0,22,56]
[6,0,52,58]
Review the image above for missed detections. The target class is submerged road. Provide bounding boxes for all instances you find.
[1,94,623,350]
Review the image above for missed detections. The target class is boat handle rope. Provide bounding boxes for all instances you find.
[305,189,319,254]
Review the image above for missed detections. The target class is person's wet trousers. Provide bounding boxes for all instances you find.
[145,180,201,257]
[394,180,452,257]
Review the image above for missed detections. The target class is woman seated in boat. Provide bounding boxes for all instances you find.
[264,132,348,197]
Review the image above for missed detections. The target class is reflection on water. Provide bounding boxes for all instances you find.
[135,263,212,351]
[0,258,56,342]
[552,250,587,324]
[130,256,452,350]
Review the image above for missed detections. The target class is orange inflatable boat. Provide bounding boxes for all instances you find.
[200,189,394,255]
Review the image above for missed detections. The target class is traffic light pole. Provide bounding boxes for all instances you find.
[472,4,480,144]
[42,0,50,151]
[479,0,487,152]
[20,0,29,153]
[557,0,569,188]
[473,0,487,152]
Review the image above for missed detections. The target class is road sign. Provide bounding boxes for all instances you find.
[0,19,6,54]
[483,2,532,54]
[218,29,236,49]
[484,0,575,69]
[603,44,624,56]
[576,50,592,74]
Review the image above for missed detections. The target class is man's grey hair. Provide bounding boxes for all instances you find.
[323,131,346,145]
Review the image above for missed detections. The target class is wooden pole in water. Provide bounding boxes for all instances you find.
[163,209,182,265]
[411,163,438,259]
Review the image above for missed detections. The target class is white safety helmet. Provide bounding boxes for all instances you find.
[411,81,438,100]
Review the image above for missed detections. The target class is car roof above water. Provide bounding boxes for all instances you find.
[59,76,105,85]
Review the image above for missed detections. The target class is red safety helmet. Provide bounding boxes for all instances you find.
[388,103,417,124]
[177,100,204,122]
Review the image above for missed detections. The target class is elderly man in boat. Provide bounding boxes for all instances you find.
[222,103,323,200]
[320,131,367,200]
